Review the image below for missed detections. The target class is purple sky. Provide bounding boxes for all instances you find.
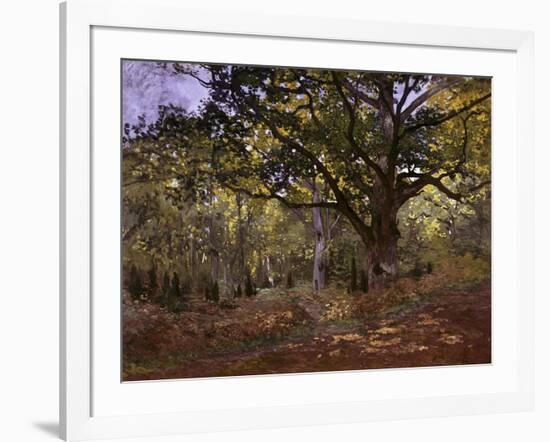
[122,60,437,134]
[122,60,208,130]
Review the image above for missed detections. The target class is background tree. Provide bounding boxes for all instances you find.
[148,262,158,300]
[350,256,358,293]
[245,274,255,297]
[360,269,368,293]
[211,281,220,303]
[128,265,142,301]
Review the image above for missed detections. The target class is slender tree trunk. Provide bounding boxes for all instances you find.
[257,249,267,287]
[236,192,245,283]
[189,236,196,290]
[208,187,220,283]
[312,186,327,292]
[211,254,220,282]
[324,206,333,285]
[265,256,272,286]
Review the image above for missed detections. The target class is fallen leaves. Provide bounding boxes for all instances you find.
[374,326,401,335]
[369,337,402,347]
[417,313,445,327]
[123,279,491,381]
[395,343,430,354]
[328,349,342,357]
[320,297,355,322]
[331,333,365,344]
[438,334,464,345]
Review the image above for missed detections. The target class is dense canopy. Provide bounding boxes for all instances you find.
[123,63,490,295]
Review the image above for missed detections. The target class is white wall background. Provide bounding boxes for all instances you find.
[0,1,547,441]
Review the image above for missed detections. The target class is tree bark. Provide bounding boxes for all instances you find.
[366,176,400,289]
[312,185,327,292]
[367,231,399,289]
[236,192,245,283]
[211,253,220,282]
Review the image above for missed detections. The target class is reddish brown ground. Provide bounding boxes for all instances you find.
[125,283,491,381]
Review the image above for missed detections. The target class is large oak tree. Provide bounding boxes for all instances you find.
[161,65,491,288]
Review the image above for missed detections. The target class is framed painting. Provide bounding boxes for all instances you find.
[60,0,534,440]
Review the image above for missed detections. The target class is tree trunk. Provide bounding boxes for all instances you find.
[366,174,400,289]
[236,192,245,282]
[211,253,220,282]
[367,233,399,289]
[189,236,197,290]
[312,187,327,292]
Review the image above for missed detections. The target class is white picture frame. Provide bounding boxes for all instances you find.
[60,0,534,440]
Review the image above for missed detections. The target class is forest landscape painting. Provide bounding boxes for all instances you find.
[122,60,491,381]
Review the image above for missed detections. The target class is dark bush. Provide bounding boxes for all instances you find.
[412,262,423,279]
[128,265,143,301]
[427,262,433,274]
[287,271,294,289]
[162,272,170,298]
[360,269,368,293]
[147,263,158,299]
[245,275,254,297]
[211,281,220,303]
[350,257,357,292]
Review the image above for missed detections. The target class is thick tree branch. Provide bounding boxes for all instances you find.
[341,78,380,109]
[401,93,491,137]
[396,109,481,185]
[396,77,420,116]
[224,183,338,210]
[400,77,463,122]
[332,72,389,187]
[250,112,374,242]
[399,174,491,204]
[171,64,213,88]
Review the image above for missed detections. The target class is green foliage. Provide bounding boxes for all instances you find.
[438,253,490,285]
[122,64,491,297]
[327,235,358,288]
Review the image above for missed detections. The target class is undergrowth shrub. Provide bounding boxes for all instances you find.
[354,253,490,319]
[123,293,313,369]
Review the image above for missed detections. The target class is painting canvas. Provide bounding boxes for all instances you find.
[121,60,491,381]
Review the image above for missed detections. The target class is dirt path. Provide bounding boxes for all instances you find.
[131,283,491,380]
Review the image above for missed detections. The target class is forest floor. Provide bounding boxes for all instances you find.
[123,275,491,381]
